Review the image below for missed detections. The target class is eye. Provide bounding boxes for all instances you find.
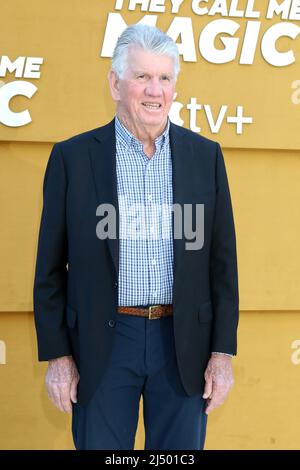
[161,76,170,81]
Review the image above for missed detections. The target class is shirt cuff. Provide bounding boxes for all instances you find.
[211,351,234,357]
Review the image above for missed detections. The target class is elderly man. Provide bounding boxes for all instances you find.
[33,24,239,450]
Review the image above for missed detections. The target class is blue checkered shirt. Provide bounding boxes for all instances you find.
[115,115,173,307]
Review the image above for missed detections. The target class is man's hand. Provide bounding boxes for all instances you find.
[45,355,80,413]
[203,353,234,415]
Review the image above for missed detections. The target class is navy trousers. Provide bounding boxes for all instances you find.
[71,311,208,450]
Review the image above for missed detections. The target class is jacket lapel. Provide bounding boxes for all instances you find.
[89,118,119,278]
[169,123,197,300]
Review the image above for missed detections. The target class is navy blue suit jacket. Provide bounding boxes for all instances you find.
[33,118,239,406]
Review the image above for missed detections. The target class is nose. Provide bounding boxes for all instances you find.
[145,78,163,97]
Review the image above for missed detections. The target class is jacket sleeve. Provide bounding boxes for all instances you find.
[33,142,72,361]
[210,143,239,355]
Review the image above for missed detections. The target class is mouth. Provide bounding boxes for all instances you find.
[142,102,162,110]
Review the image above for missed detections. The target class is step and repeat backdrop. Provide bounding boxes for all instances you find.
[0,0,300,449]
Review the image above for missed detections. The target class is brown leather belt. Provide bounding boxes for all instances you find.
[117,304,173,320]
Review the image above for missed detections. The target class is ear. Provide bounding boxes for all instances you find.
[107,69,120,102]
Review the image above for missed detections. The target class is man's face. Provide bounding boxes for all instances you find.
[109,46,177,131]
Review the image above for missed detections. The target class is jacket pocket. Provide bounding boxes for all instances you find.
[198,300,213,323]
[66,304,77,329]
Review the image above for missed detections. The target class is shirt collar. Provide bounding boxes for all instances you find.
[115,115,170,151]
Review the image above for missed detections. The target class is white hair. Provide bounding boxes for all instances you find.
[112,24,180,80]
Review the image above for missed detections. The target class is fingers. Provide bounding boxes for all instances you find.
[205,385,229,415]
[202,375,213,399]
[46,383,65,412]
[205,395,220,415]
[60,382,73,413]
[45,356,79,413]
[203,354,234,414]
[46,380,72,413]
[70,376,78,404]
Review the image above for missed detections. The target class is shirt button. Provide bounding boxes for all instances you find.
[148,195,152,201]
[108,319,116,328]
[152,259,156,265]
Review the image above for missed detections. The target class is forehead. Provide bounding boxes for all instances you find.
[125,46,174,76]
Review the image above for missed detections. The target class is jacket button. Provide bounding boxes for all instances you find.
[108,319,116,328]
[114,282,118,288]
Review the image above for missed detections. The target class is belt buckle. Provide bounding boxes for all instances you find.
[148,305,161,320]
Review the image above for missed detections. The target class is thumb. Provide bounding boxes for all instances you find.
[70,378,78,403]
[203,374,212,399]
